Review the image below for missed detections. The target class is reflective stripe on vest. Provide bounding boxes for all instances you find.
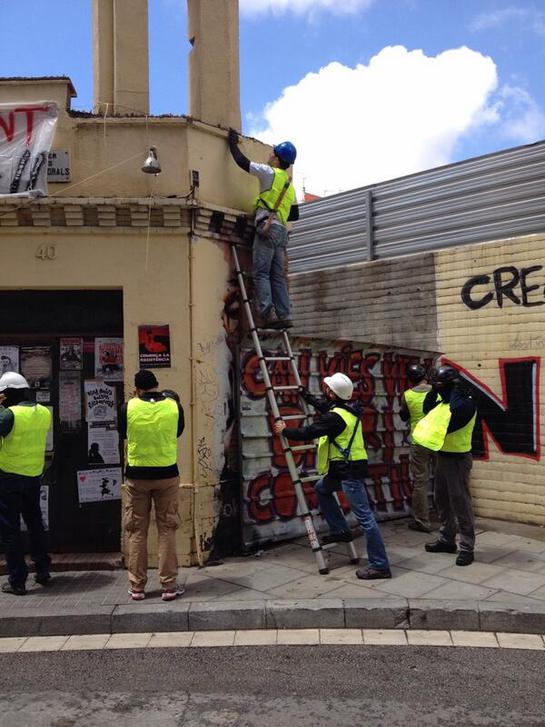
[317,406,368,475]
[127,397,178,467]
[442,413,477,453]
[412,401,452,452]
[255,168,296,226]
[0,404,51,477]
[403,388,430,435]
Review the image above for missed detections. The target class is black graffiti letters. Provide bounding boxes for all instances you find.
[461,265,544,309]
[461,359,540,459]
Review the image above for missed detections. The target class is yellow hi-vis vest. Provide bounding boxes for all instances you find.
[317,406,367,475]
[127,397,178,467]
[442,413,477,453]
[412,401,452,452]
[255,168,296,226]
[0,404,51,477]
[403,388,430,435]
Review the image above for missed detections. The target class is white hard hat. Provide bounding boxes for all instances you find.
[0,372,30,392]
[323,372,354,400]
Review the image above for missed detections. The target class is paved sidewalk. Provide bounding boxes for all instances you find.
[3,518,545,637]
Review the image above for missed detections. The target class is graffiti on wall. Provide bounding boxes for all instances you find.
[444,357,541,461]
[240,339,433,546]
[461,265,545,310]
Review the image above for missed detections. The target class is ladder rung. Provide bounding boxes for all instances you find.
[264,356,290,361]
[282,414,306,420]
[300,474,321,482]
[272,385,299,391]
[289,445,315,452]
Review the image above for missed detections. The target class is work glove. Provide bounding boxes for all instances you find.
[298,385,311,401]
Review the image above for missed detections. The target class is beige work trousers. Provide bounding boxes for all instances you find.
[124,477,180,589]
[409,442,436,528]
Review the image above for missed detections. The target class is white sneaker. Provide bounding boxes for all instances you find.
[161,583,185,602]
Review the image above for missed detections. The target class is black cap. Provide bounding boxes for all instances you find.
[134,369,158,390]
[407,364,426,383]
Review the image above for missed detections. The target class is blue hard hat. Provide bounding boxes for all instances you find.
[273,141,297,165]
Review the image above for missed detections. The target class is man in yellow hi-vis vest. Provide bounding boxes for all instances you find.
[274,373,391,580]
[119,370,185,601]
[400,364,437,533]
[0,372,51,596]
[413,366,477,566]
[228,129,299,330]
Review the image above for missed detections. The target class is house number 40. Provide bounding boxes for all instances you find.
[35,244,57,260]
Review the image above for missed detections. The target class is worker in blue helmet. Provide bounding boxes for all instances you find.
[228,128,299,330]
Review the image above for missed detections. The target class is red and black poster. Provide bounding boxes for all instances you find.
[138,325,171,368]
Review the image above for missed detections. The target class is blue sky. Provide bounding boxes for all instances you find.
[1,0,544,195]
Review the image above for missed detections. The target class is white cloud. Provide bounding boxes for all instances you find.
[239,0,374,17]
[470,6,545,37]
[250,45,500,196]
[496,85,545,141]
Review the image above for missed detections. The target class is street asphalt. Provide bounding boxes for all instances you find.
[1,644,544,726]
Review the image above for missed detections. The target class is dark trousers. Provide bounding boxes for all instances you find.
[0,476,51,587]
[435,453,475,552]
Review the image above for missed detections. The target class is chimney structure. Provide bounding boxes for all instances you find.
[188,0,242,130]
[93,0,150,115]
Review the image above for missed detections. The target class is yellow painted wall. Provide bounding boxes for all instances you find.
[435,234,545,524]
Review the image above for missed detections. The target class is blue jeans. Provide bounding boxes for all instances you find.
[252,223,290,320]
[0,476,51,587]
[315,477,390,571]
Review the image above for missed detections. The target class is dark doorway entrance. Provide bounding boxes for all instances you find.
[0,290,124,552]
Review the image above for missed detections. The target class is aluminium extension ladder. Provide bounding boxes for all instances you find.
[232,243,359,575]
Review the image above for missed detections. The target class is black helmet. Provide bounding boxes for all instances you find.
[407,364,426,383]
[434,366,459,385]
[162,389,180,403]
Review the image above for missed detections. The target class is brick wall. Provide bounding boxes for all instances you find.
[289,233,545,526]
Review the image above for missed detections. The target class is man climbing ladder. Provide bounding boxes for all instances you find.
[228,128,299,330]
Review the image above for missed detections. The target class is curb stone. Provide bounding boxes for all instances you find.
[2,599,545,638]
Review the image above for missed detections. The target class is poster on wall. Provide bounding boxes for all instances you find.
[84,380,117,423]
[77,467,122,504]
[95,338,123,381]
[59,370,82,432]
[87,423,120,465]
[0,346,19,375]
[20,346,52,389]
[138,325,171,368]
[21,485,49,531]
[60,337,83,370]
[0,102,58,198]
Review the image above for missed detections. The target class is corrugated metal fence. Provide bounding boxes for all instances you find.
[289,139,545,273]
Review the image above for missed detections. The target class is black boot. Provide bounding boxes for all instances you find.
[322,530,354,545]
[456,551,474,566]
[1,581,26,596]
[425,540,457,554]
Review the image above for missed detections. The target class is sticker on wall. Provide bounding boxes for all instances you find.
[60,337,83,370]
[77,467,122,504]
[138,325,171,368]
[59,370,82,432]
[84,380,117,424]
[20,346,52,389]
[0,346,19,375]
[36,390,51,404]
[21,485,49,531]
[95,338,123,381]
[87,423,120,465]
